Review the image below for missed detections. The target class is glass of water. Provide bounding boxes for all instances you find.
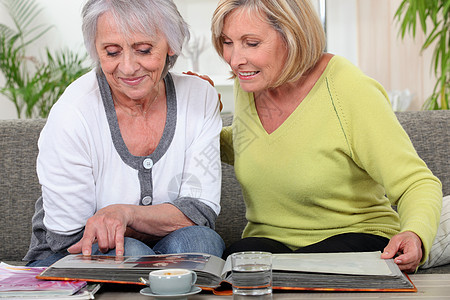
[231,251,272,297]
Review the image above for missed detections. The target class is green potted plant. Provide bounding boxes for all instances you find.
[0,0,91,118]
[394,0,449,110]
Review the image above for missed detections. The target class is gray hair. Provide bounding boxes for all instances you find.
[82,0,190,77]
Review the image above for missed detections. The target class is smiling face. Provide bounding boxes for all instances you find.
[95,12,174,103]
[221,8,288,93]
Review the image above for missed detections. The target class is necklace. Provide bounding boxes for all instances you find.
[113,83,160,118]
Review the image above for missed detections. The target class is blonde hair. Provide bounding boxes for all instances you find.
[211,0,326,87]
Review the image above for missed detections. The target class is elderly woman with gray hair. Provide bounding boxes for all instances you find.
[24,0,224,267]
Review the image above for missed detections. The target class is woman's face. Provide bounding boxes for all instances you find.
[221,8,288,93]
[95,12,174,102]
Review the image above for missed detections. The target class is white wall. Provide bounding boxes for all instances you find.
[0,0,357,118]
[326,0,358,65]
[172,0,236,113]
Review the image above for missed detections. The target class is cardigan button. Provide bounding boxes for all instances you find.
[143,158,153,169]
[142,196,153,205]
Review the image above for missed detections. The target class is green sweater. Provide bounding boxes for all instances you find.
[221,55,442,262]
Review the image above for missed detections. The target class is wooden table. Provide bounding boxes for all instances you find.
[95,274,450,299]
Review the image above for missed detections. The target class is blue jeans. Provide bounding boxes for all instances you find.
[27,226,224,267]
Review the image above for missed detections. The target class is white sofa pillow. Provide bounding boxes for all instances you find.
[420,195,450,269]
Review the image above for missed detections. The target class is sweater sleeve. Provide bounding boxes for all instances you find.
[330,59,442,263]
[220,126,234,165]
[219,78,238,166]
[38,101,96,236]
[23,197,84,261]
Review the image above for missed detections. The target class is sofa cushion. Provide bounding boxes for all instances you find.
[395,111,449,197]
[421,195,450,269]
[0,119,46,261]
[215,114,246,247]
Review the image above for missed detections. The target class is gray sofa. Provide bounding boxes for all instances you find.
[0,111,449,274]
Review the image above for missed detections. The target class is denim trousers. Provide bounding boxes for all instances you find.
[27,226,225,267]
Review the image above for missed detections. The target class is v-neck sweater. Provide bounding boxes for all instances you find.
[221,55,442,262]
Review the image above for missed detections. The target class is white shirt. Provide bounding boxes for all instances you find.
[38,70,222,235]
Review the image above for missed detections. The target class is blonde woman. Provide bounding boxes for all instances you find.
[212,0,442,273]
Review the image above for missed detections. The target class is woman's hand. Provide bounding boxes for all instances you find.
[183,71,215,86]
[67,204,131,256]
[381,231,423,273]
[67,203,195,256]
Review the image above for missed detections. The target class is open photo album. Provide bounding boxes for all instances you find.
[37,251,416,295]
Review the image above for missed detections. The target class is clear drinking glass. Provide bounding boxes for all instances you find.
[231,251,272,298]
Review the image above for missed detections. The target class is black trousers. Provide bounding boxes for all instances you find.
[222,233,389,260]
